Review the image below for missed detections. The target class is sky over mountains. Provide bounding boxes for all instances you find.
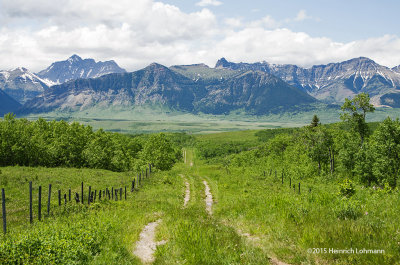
[0,0,399,72]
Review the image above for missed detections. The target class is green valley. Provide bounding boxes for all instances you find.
[0,94,399,264]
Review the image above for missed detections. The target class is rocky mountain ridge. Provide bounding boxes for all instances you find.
[37,54,126,85]
[216,57,400,107]
[19,62,315,115]
[0,67,49,104]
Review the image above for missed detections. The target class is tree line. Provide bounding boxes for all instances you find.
[206,93,399,189]
[0,114,182,172]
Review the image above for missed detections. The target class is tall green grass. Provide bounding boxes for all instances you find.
[191,154,400,264]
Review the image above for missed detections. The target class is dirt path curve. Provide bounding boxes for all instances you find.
[203,180,213,215]
[133,219,166,264]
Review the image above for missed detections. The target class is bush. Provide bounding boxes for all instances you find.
[338,178,356,198]
[0,220,108,264]
[335,198,363,220]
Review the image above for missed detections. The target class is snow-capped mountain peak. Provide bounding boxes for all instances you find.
[0,67,49,104]
[37,54,126,84]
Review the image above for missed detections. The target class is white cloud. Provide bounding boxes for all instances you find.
[294,10,311,21]
[224,18,242,28]
[0,0,399,73]
[196,0,222,7]
[211,29,400,68]
[248,16,281,29]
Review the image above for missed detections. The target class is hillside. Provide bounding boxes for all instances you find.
[0,67,49,104]
[0,89,21,115]
[216,57,400,106]
[19,62,315,115]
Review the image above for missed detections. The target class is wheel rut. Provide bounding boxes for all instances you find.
[203,180,213,215]
[133,219,166,264]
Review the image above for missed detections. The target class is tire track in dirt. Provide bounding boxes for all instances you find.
[179,174,190,208]
[133,219,166,264]
[203,180,213,215]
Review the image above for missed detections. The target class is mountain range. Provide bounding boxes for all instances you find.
[0,55,126,105]
[19,63,315,115]
[1,55,400,116]
[216,57,400,107]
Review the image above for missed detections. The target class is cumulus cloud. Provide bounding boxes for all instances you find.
[211,29,400,68]
[0,0,399,72]
[196,0,222,7]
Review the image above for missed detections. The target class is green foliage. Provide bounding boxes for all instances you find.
[0,220,107,264]
[164,132,195,147]
[310,114,320,127]
[340,93,375,144]
[301,126,334,173]
[255,127,298,142]
[370,117,400,188]
[0,115,181,172]
[337,178,356,197]
[139,133,180,171]
[334,198,363,220]
[195,140,253,161]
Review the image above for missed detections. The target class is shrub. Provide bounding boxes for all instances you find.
[335,198,363,220]
[338,178,356,198]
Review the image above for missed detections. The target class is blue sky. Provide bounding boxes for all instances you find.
[0,0,399,71]
[166,0,400,41]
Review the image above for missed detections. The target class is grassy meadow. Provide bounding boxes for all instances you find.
[1,106,400,264]
[21,104,400,134]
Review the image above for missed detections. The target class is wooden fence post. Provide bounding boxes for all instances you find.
[29,182,33,223]
[38,186,42,221]
[99,190,102,200]
[299,183,301,194]
[289,178,291,188]
[2,188,6,234]
[47,184,51,216]
[64,194,67,205]
[115,189,118,201]
[75,193,80,203]
[120,188,122,200]
[111,187,114,200]
[125,186,127,200]
[69,189,71,201]
[146,168,148,178]
[293,184,295,193]
[281,173,283,184]
[58,190,61,206]
[94,190,97,202]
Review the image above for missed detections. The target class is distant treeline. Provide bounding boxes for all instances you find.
[0,114,185,172]
[197,93,400,189]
